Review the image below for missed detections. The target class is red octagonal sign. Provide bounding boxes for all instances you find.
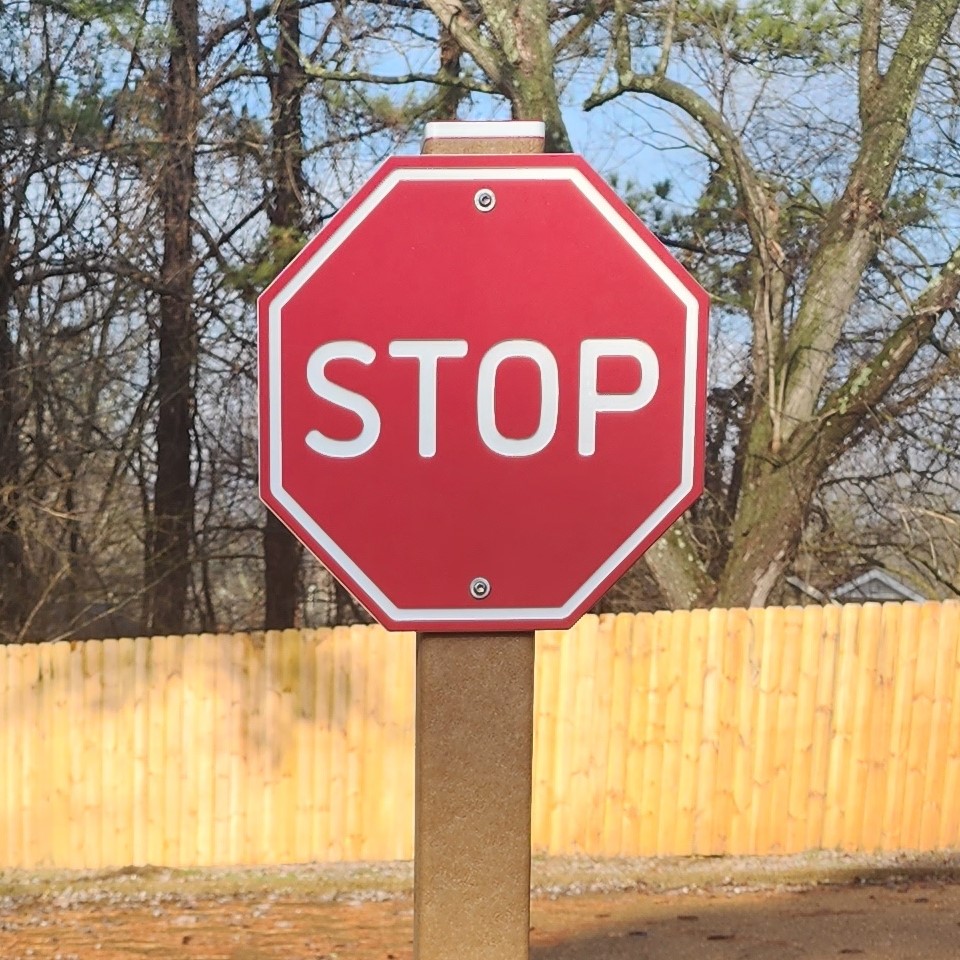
[259,153,708,632]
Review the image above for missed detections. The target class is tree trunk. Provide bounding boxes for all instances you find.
[583,0,960,611]
[0,202,28,640]
[712,0,960,609]
[264,513,302,629]
[712,460,815,608]
[424,0,572,151]
[262,0,305,630]
[145,0,199,636]
[434,26,464,120]
[508,0,569,151]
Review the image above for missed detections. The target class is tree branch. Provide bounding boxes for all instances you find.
[300,62,496,93]
[655,0,678,79]
[612,0,633,78]
[858,0,881,116]
[587,74,775,266]
[586,70,787,446]
[554,0,613,57]
[421,0,514,97]
[199,0,333,60]
[804,241,960,462]
[779,0,959,440]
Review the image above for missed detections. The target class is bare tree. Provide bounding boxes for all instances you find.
[145,0,201,634]
[0,3,139,640]
[262,0,308,630]
[5,0,960,641]
[581,0,960,606]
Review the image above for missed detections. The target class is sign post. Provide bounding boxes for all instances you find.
[414,631,534,959]
[413,121,543,960]
[257,119,709,960]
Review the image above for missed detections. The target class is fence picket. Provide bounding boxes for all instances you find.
[844,603,881,850]
[881,603,920,850]
[902,604,940,848]
[20,644,40,867]
[621,612,653,856]
[919,606,958,847]
[601,614,633,855]
[938,603,960,847]
[50,641,73,865]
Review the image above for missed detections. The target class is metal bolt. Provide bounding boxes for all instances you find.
[469,577,491,600]
[474,188,496,212]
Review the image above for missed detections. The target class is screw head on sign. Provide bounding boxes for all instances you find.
[469,577,491,600]
[474,188,496,212]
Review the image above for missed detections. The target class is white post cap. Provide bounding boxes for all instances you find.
[423,120,546,144]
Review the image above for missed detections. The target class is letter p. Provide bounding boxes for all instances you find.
[578,338,659,456]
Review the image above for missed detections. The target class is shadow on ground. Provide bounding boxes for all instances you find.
[529,880,960,960]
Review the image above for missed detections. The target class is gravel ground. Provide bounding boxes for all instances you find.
[1,851,959,959]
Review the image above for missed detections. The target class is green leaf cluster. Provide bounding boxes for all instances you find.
[616,170,756,312]
[227,226,308,296]
[676,0,855,66]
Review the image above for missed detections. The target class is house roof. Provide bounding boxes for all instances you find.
[786,568,926,605]
[830,569,925,603]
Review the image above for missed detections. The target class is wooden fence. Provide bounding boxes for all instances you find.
[0,600,959,869]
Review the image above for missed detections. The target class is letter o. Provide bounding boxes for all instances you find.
[477,340,559,457]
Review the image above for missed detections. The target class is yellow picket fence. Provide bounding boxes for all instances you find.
[0,600,959,870]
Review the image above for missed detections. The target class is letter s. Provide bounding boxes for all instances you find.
[305,341,380,458]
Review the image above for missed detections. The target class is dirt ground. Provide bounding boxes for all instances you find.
[2,852,960,959]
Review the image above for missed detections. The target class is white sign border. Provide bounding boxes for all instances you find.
[267,165,701,625]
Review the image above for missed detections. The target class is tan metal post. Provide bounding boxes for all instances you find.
[414,633,536,960]
[414,119,545,960]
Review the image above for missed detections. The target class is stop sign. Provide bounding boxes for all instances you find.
[258,153,708,632]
